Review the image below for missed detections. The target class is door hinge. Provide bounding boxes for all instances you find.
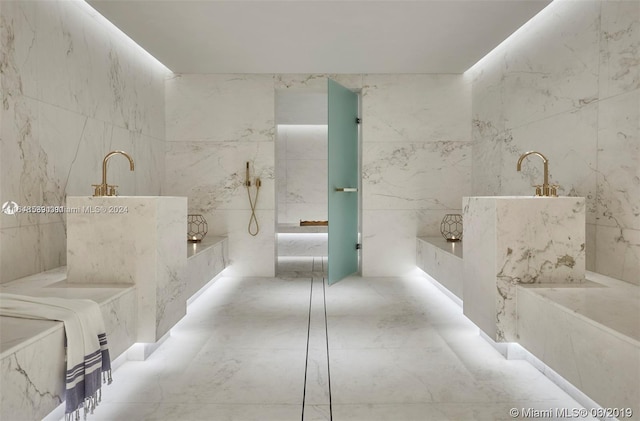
[356,243,361,250]
[356,117,361,124]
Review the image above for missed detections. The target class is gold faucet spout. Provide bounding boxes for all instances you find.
[94,150,135,196]
[517,151,552,196]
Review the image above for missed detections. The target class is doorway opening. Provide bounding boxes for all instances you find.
[275,90,329,277]
[274,83,362,282]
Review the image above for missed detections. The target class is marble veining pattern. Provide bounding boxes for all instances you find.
[0,0,168,283]
[0,267,137,421]
[54,273,596,421]
[1,331,66,421]
[416,237,463,300]
[361,74,471,276]
[517,280,639,413]
[165,74,276,276]
[363,141,471,210]
[277,125,328,224]
[165,74,275,143]
[66,196,187,342]
[469,0,639,284]
[362,74,471,143]
[463,196,586,343]
[165,72,472,277]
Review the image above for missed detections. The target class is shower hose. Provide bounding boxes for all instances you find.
[247,179,260,236]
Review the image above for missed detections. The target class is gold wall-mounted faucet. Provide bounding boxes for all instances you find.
[516,151,558,197]
[92,150,135,196]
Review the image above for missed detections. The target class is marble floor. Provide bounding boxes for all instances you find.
[51,269,596,421]
[277,256,328,278]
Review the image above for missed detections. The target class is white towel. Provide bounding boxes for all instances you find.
[0,293,112,420]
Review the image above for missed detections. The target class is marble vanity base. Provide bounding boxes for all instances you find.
[0,268,137,421]
[67,196,187,343]
[463,196,586,342]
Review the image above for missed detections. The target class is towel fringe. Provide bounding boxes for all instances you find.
[64,408,80,421]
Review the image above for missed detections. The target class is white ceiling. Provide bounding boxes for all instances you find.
[88,0,552,74]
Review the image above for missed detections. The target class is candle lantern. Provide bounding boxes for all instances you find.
[440,214,462,242]
[187,214,208,243]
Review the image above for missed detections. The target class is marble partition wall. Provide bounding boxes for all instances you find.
[469,0,639,284]
[0,0,168,283]
[361,74,472,276]
[164,74,276,277]
[274,74,471,277]
[167,73,472,277]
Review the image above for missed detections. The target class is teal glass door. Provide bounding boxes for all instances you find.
[328,79,359,285]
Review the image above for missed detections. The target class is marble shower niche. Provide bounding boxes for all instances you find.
[66,196,187,343]
[462,196,586,342]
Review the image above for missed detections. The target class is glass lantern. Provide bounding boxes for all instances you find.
[187,214,208,243]
[440,214,462,242]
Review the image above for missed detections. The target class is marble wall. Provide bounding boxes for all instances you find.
[469,0,639,284]
[362,74,472,276]
[276,125,328,224]
[164,74,276,277]
[167,73,471,277]
[0,0,168,283]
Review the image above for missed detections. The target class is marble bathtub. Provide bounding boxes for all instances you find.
[0,235,228,421]
[416,235,640,415]
[517,273,640,414]
[0,267,137,421]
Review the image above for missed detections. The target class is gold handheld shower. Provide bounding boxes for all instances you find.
[245,161,260,236]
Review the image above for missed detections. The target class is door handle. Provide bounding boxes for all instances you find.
[335,187,358,192]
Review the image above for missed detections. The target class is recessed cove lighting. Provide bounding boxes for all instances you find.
[79,0,172,73]
[464,0,556,75]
